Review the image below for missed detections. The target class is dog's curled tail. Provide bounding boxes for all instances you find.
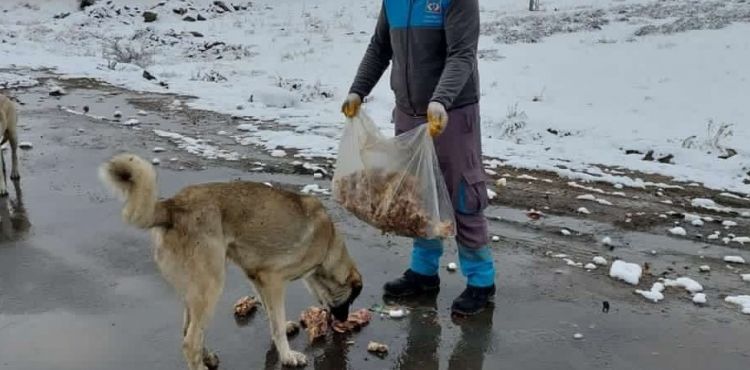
[99,153,158,229]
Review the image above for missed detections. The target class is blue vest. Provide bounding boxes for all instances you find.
[384,0,453,29]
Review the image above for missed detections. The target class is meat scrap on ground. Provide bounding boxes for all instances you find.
[299,307,373,341]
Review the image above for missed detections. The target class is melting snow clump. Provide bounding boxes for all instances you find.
[609,260,642,285]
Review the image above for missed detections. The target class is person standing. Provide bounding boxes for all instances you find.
[342,0,495,315]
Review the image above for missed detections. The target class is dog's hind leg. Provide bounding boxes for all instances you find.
[178,239,225,370]
[255,277,307,367]
[7,127,19,180]
[0,148,7,197]
[182,274,223,370]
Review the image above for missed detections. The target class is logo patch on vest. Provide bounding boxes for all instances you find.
[426,0,442,14]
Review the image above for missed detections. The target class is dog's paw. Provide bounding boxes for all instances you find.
[280,350,307,367]
[202,350,220,370]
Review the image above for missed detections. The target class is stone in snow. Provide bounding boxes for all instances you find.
[313,173,323,179]
[447,262,458,272]
[560,229,571,236]
[19,142,33,150]
[123,118,140,126]
[602,236,613,246]
[151,158,161,165]
[113,110,123,118]
[577,207,591,215]
[584,263,597,270]
[491,235,500,242]
[573,333,584,340]
[691,219,704,227]
[153,147,166,153]
[699,265,711,273]
[137,110,148,116]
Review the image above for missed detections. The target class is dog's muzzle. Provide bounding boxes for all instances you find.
[330,283,362,321]
[330,303,350,322]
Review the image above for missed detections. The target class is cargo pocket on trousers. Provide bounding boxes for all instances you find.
[456,169,489,215]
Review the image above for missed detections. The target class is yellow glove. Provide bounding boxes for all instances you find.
[341,93,362,118]
[427,101,448,137]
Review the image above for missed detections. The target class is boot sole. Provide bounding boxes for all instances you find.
[451,296,495,317]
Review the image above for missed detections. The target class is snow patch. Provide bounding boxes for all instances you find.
[487,189,497,200]
[663,277,703,293]
[609,260,642,286]
[669,227,687,236]
[635,282,665,303]
[154,130,239,161]
[592,256,608,266]
[270,149,287,158]
[692,293,707,304]
[691,198,733,213]
[724,256,746,264]
[577,207,591,215]
[301,184,330,195]
[725,296,750,314]
[577,194,613,206]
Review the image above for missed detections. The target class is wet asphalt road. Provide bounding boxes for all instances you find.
[1,80,749,370]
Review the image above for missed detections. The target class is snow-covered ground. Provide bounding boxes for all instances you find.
[1,0,749,193]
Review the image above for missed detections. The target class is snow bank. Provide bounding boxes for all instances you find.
[609,260,642,285]
[669,227,687,236]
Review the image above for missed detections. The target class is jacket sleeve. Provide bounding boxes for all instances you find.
[430,0,479,109]
[349,7,392,98]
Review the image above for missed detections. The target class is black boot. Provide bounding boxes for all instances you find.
[451,285,495,316]
[383,269,440,297]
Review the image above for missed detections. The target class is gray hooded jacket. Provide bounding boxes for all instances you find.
[349,0,480,116]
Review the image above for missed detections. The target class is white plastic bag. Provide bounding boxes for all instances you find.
[332,111,455,239]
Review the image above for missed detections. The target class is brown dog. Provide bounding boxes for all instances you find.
[99,153,362,369]
[0,94,20,196]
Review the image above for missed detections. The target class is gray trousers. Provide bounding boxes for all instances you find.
[394,103,490,249]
